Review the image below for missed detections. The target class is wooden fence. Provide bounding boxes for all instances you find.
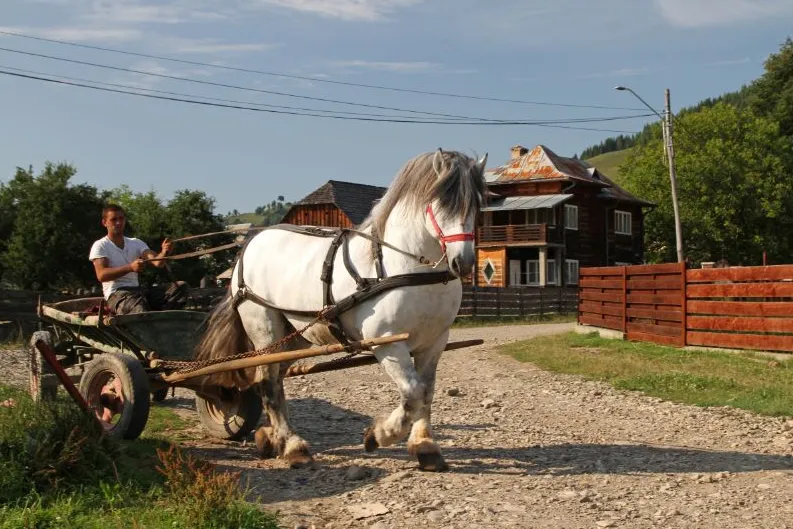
[459,286,578,317]
[2,284,578,340]
[578,262,793,352]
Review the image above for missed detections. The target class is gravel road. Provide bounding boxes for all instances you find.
[5,322,793,528]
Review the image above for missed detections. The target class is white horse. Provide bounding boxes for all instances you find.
[194,149,487,471]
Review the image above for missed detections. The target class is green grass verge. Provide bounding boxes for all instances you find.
[0,385,279,529]
[452,313,576,328]
[500,331,793,417]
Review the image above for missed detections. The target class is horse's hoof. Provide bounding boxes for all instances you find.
[417,452,449,472]
[283,437,314,469]
[254,427,276,459]
[363,427,379,452]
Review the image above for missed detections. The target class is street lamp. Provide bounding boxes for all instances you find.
[614,85,684,263]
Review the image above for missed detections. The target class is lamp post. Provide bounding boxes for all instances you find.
[615,86,684,263]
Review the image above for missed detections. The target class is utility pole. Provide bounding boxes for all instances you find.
[615,85,685,263]
[663,88,684,263]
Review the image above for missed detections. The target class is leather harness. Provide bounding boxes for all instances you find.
[229,210,472,346]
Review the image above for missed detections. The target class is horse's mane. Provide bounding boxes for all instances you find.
[359,150,487,242]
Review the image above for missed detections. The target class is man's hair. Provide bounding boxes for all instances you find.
[102,203,125,219]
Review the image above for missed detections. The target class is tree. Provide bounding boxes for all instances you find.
[621,103,793,265]
[164,190,229,286]
[750,37,793,137]
[0,163,105,289]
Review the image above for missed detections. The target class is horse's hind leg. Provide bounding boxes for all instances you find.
[237,303,313,468]
[256,364,313,468]
[363,341,426,452]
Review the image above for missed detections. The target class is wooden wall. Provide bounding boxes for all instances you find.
[476,247,506,287]
[282,204,353,228]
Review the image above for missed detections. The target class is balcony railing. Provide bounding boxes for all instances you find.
[477,224,558,245]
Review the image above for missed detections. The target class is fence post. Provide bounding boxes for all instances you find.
[540,288,544,317]
[472,287,477,318]
[622,266,628,333]
[519,289,524,316]
[496,288,501,317]
[680,260,687,346]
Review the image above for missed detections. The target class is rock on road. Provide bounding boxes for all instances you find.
[177,322,793,529]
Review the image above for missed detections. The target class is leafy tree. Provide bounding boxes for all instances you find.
[621,103,793,265]
[0,163,105,289]
[750,37,793,137]
[163,190,229,286]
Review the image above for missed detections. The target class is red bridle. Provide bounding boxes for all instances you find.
[426,205,475,255]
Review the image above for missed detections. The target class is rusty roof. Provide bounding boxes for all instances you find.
[486,145,607,185]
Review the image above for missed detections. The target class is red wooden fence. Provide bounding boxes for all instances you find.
[579,263,793,353]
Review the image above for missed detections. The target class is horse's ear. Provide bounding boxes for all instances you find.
[477,153,488,173]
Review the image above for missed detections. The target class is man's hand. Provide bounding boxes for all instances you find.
[129,259,146,273]
[161,237,173,255]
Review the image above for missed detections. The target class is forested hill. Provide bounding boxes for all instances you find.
[577,85,753,160]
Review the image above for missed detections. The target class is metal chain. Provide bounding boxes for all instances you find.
[156,308,332,374]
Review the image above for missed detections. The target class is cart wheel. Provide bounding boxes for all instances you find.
[196,387,262,441]
[28,331,59,401]
[79,352,150,441]
[152,388,169,402]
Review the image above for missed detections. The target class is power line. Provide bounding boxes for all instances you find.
[0,29,648,112]
[3,45,648,124]
[0,68,645,131]
[0,64,651,130]
[0,47,654,125]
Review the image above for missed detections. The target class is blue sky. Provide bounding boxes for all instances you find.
[1,0,792,215]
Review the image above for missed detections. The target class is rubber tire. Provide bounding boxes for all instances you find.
[196,387,263,441]
[78,352,151,441]
[28,331,59,401]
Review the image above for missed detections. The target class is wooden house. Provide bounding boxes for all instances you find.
[475,144,654,288]
[280,180,387,228]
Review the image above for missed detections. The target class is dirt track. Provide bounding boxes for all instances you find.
[6,323,793,528]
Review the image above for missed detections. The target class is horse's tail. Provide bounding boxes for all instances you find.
[193,289,256,389]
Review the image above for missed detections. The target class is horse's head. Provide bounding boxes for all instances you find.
[423,150,487,278]
[363,149,488,278]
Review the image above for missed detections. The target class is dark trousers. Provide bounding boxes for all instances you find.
[106,282,190,315]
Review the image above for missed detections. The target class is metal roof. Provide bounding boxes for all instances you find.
[482,194,572,212]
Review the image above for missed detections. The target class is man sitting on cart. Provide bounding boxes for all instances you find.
[89,204,189,315]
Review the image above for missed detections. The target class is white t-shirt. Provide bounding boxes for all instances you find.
[89,236,151,299]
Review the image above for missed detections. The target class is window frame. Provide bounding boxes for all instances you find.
[564,204,579,231]
[614,210,632,235]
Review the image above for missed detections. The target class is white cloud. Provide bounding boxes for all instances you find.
[575,66,652,80]
[170,41,277,54]
[655,0,793,27]
[0,25,143,42]
[329,59,434,73]
[709,57,752,66]
[253,0,422,21]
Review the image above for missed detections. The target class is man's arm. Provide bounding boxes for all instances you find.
[93,257,144,282]
[141,237,172,268]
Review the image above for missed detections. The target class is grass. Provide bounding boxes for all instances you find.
[501,331,793,417]
[0,385,279,529]
[452,313,576,328]
[585,148,633,183]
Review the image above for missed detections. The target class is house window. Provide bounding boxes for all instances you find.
[482,259,496,284]
[615,261,632,266]
[526,260,540,285]
[565,205,578,230]
[546,261,557,285]
[615,210,632,235]
[547,208,556,226]
[566,259,579,285]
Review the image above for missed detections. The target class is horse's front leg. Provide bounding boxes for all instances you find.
[254,363,314,468]
[363,340,426,452]
[406,331,448,471]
